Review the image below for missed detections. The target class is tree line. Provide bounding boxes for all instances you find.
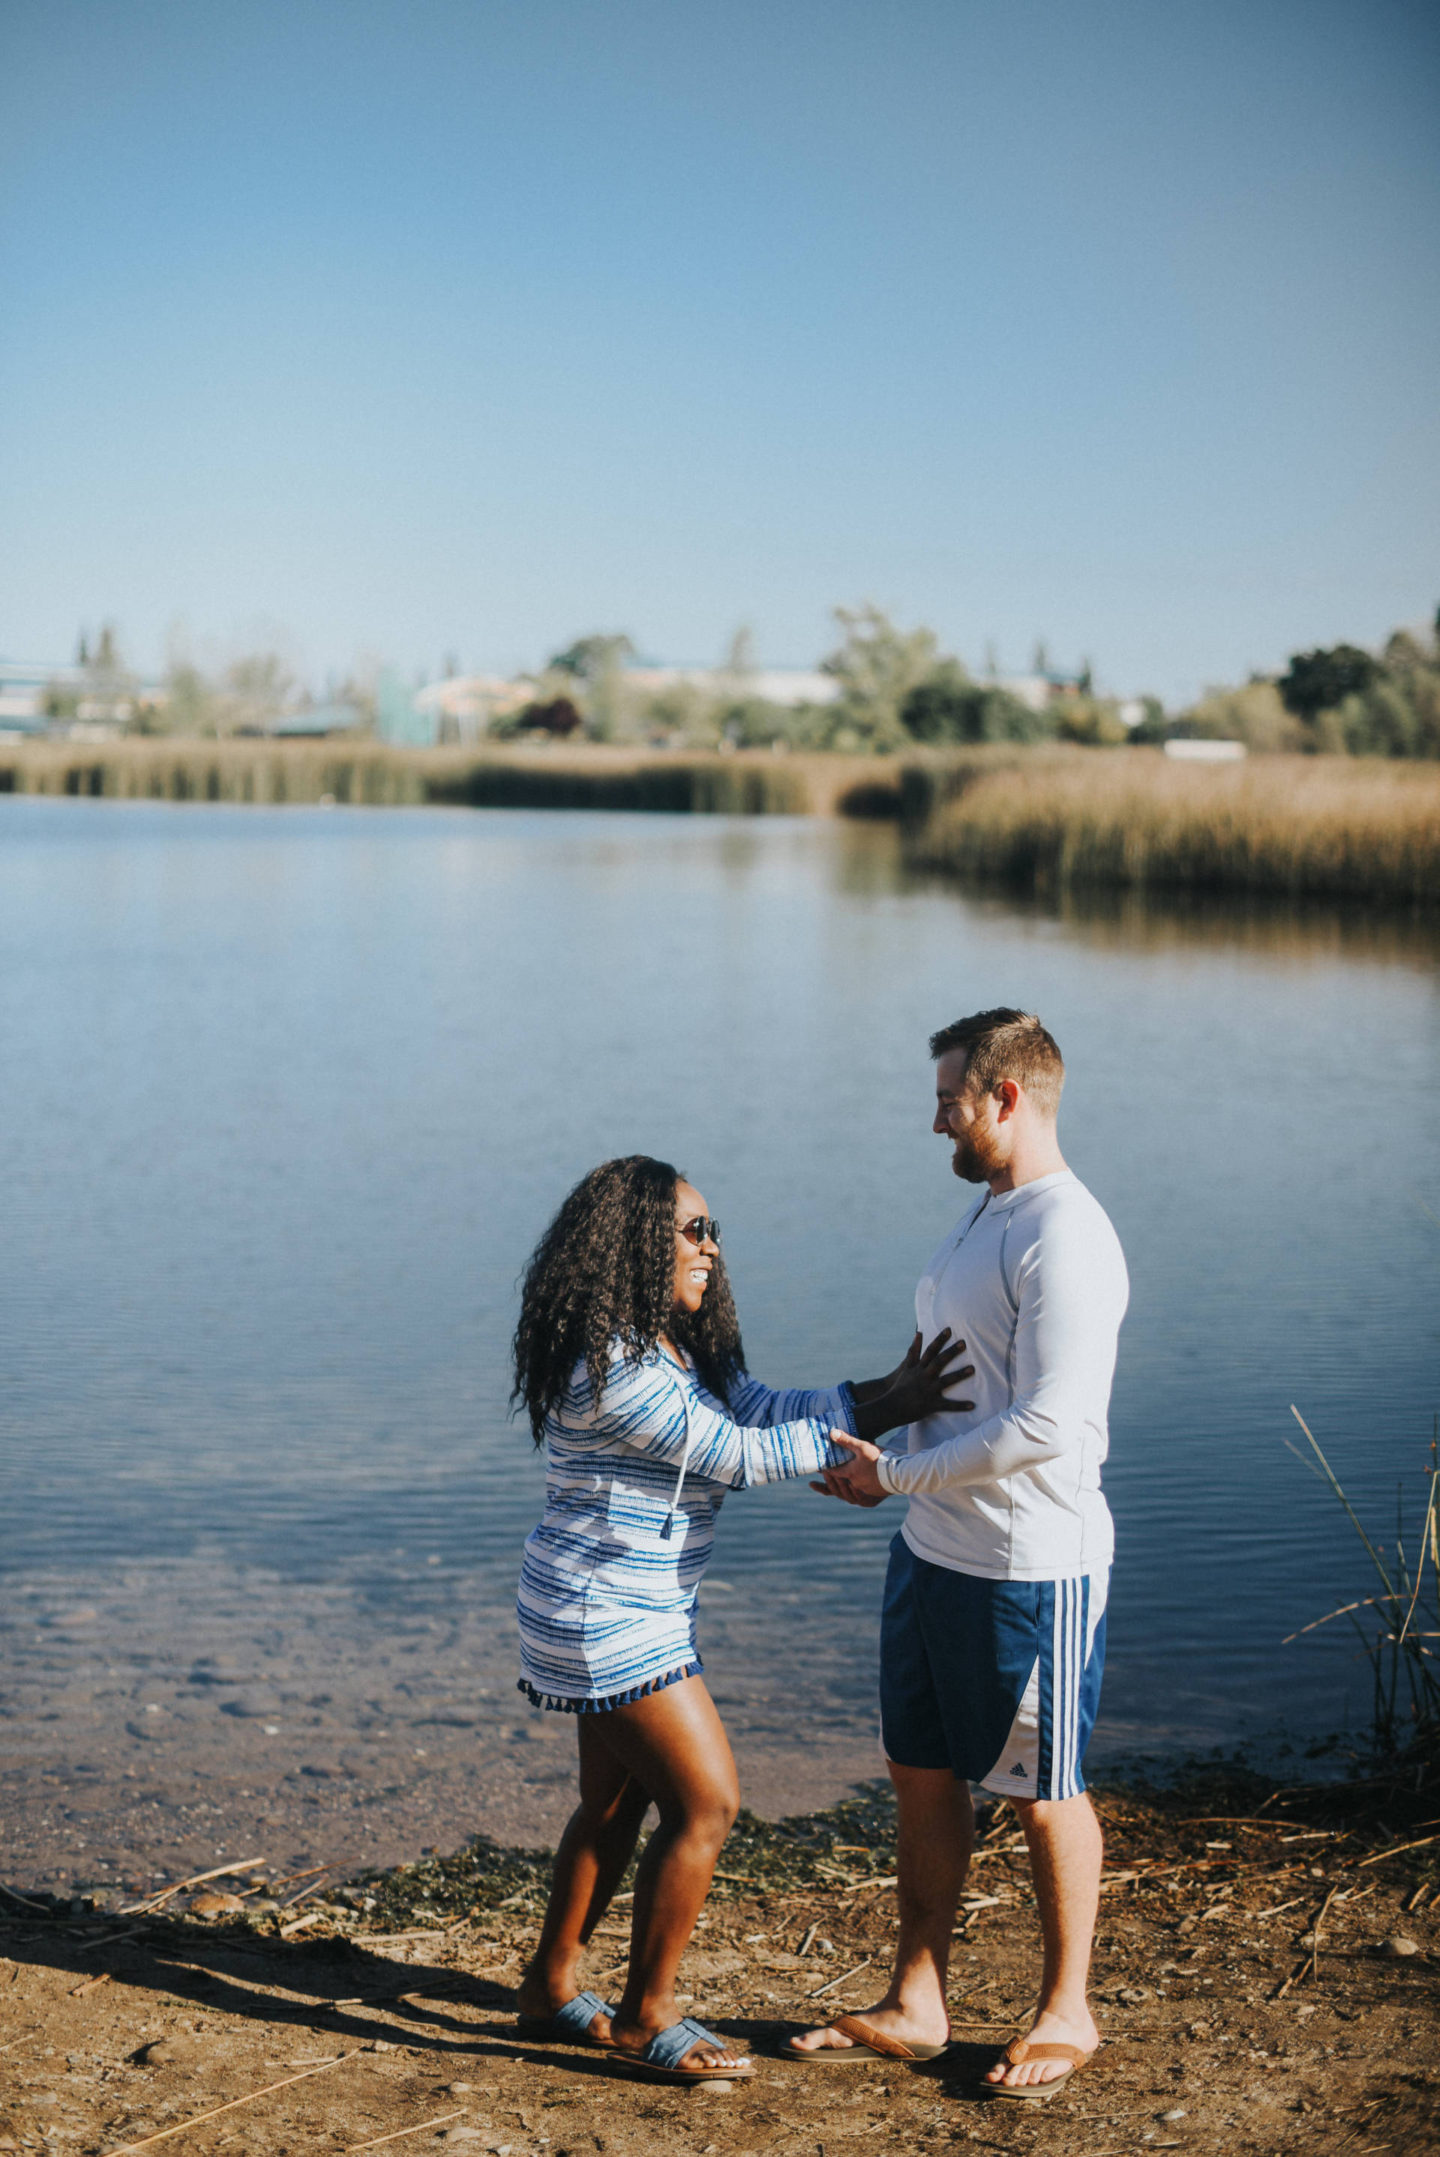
[41,603,1440,757]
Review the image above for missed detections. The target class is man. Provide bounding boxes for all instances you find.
[788,1008,1128,2099]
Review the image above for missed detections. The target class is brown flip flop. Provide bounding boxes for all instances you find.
[984,2036,1096,2101]
[781,2013,950,2065]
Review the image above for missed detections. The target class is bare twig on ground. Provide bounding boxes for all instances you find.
[100,2052,348,2153]
[0,1882,52,1913]
[78,1926,151,1956]
[345,2111,467,2152]
[119,1858,266,1917]
[1357,1832,1440,1868]
[807,1958,872,1999]
[278,1911,327,1938]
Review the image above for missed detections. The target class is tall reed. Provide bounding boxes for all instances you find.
[1285,1408,1440,1760]
[0,739,884,817]
[902,748,1440,906]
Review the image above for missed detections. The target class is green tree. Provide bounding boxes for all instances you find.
[549,633,636,679]
[220,652,293,734]
[67,621,139,725]
[1277,644,1380,725]
[1055,698,1130,746]
[821,603,938,751]
[902,662,1053,744]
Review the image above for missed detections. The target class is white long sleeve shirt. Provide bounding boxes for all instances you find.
[876,1168,1128,1580]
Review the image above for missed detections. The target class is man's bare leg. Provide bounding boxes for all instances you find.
[789,1763,972,2054]
[984,1790,1102,2089]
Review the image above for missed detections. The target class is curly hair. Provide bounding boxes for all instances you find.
[512,1154,746,1444]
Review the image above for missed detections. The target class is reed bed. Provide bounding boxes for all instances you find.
[1286,1410,1439,1769]
[902,748,1440,905]
[0,738,888,818]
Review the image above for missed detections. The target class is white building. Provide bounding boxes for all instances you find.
[411,674,538,743]
[0,659,68,731]
[622,665,840,708]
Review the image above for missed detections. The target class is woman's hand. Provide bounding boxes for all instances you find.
[810,1431,889,1504]
[851,1329,974,1441]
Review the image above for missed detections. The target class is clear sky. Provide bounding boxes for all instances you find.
[2,0,1437,703]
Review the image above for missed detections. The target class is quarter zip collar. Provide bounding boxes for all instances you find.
[983,1167,1075,1213]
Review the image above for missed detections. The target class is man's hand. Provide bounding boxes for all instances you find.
[818,1432,889,1503]
[809,1462,888,1508]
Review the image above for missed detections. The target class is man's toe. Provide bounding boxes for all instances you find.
[792,2025,846,2053]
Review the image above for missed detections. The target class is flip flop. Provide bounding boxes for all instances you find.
[513,1990,617,2048]
[983,2037,1096,2101]
[607,2015,755,2083]
[781,2013,950,2065]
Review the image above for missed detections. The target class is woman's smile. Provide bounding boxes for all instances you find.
[672,1180,718,1313]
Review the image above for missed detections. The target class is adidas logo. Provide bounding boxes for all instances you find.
[1009,1762,1028,1777]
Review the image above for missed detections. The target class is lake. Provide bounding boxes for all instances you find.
[2,796,1436,1890]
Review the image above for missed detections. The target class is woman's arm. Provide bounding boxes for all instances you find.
[848,1330,976,1441]
[732,1334,973,1442]
[582,1354,850,1490]
[726,1370,857,1434]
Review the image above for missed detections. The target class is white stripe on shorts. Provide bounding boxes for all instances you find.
[1052,1577,1078,1798]
[978,1571,1106,1803]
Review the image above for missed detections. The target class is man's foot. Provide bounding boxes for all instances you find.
[983,2005,1099,2091]
[786,2003,950,2059]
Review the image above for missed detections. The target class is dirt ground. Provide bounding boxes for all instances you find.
[2,1773,1437,2157]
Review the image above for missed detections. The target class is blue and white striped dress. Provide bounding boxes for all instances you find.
[517,1344,856,1711]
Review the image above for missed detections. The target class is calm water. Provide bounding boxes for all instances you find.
[2,796,1438,1854]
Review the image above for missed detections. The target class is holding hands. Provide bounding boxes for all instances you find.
[812,1329,974,1508]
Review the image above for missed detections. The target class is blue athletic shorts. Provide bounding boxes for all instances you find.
[879,1532,1107,1800]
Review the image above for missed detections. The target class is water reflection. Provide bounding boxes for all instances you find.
[838,821,1440,966]
[0,798,1436,1859]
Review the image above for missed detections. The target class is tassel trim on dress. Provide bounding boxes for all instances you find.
[517,1661,703,1714]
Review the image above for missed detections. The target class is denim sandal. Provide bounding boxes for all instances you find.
[608,2016,755,2083]
[514,1990,617,2048]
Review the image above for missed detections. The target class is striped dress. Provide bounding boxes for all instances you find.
[517,1343,856,1711]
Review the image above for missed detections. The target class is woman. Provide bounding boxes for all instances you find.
[511,1155,971,2083]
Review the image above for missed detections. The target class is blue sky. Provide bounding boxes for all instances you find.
[2,0,1437,703]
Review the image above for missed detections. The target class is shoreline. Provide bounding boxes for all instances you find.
[3,1762,1435,2154]
[3,736,1436,908]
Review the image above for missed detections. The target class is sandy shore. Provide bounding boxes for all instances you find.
[2,1770,1436,2156]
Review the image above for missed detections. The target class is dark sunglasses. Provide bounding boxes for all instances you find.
[679,1216,721,1247]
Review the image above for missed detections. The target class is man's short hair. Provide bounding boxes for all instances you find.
[928,1008,1065,1117]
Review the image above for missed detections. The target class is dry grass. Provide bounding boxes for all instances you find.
[902,747,1440,905]
[7,737,1436,905]
[0,737,895,818]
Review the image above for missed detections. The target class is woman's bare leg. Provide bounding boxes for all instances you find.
[598,1676,748,2071]
[515,1718,652,2030]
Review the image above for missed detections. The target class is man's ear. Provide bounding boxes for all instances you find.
[993,1079,1021,1121]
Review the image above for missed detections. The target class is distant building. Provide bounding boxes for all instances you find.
[622,664,840,708]
[267,703,363,739]
[412,674,536,743]
[998,669,1089,713]
[0,658,69,732]
[1164,738,1246,762]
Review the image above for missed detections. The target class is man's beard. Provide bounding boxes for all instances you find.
[951,1127,1003,1183]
